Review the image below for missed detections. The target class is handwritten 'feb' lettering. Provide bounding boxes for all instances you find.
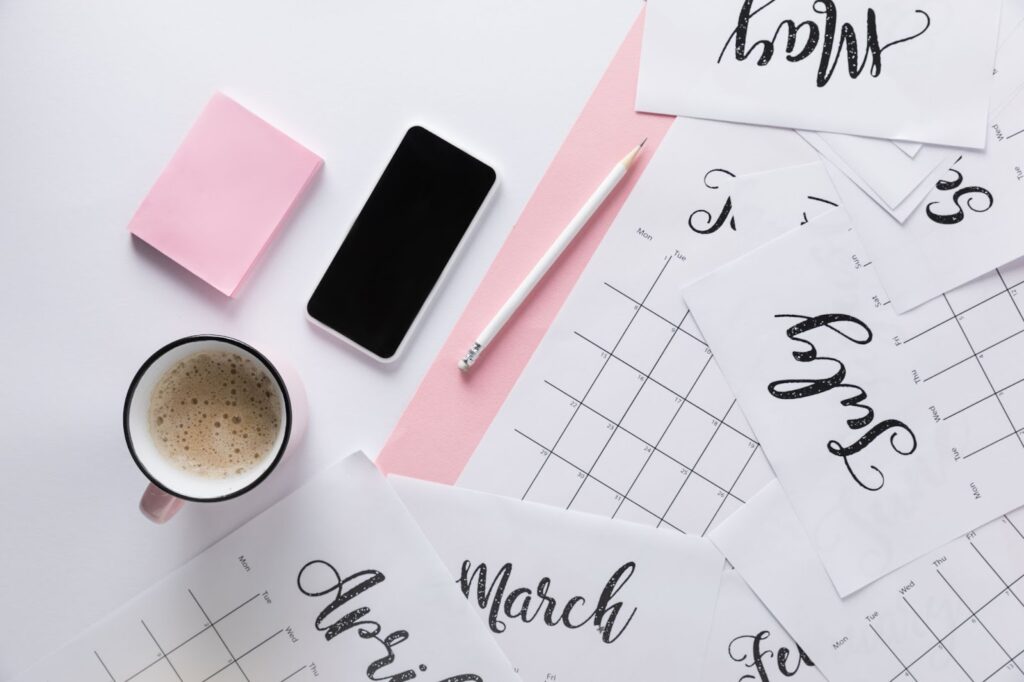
[766,314,917,491]
[718,0,931,87]
[459,560,637,644]
[297,560,483,682]
[729,630,815,681]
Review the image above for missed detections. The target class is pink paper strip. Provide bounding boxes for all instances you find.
[377,10,674,482]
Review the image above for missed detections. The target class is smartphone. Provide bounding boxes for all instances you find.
[307,126,497,362]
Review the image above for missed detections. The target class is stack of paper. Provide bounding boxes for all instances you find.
[585,1,1024,678]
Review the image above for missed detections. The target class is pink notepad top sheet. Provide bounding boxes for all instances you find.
[128,93,323,296]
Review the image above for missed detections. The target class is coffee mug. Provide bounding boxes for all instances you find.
[124,335,307,523]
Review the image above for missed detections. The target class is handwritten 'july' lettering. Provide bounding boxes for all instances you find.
[459,561,637,644]
[718,0,931,87]
[297,560,483,682]
[767,314,917,491]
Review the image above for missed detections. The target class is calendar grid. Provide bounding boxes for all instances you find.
[571,331,757,444]
[658,400,735,530]
[93,589,300,682]
[521,257,672,501]
[95,652,116,682]
[869,624,919,682]
[902,266,1024,461]
[613,350,713,519]
[533,380,748,502]
[602,282,710,350]
[514,254,768,536]
[869,517,1024,682]
[141,620,184,681]
[514,428,687,533]
[566,270,683,510]
[188,589,252,682]
[942,294,1024,452]
[901,597,975,680]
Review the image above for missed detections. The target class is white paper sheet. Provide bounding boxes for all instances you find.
[802,131,950,222]
[637,0,1001,147]
[13,454,517,682]
[805,131,954,210]
[894,140,922,158]
[391,477,724,682]
[714,481,1024,682]
[458,117,823,534]
[683,211,1024,595]
[994,22,1024,111]
[702,569,824,682]
[805,23,1024,228]
[999,0,1024,44]
[730,161,841,232]
[837,89,1024,312]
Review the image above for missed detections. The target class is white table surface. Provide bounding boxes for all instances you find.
[0,1,640,676]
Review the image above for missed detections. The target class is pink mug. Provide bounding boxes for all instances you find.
[123,335,307,523]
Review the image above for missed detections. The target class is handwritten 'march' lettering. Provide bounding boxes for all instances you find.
[459,560,638,644]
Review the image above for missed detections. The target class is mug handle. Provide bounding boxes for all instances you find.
[140,484,185,524]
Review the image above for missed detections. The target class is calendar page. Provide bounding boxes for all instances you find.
[458,116,828,535]
[14,454,517,682]
[715,481,1024,682]
[392,476,723,681]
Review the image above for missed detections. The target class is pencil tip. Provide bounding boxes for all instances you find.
[639,137,648,149]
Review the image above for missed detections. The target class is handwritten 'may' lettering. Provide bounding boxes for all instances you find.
[718,0,931,87]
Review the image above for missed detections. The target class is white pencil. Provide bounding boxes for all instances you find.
[459,139,647,372]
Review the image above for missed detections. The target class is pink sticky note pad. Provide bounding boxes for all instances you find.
[128,93,323,296]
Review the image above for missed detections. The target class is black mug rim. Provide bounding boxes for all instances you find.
[123,334,293,503]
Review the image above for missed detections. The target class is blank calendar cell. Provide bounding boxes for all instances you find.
[662,475,723,534]
[620,381,681,445]
[615,307,677,375]
[569,476,624,517]
[590,429,650,494]
[524,455,586,509]
[627,451,689,519]
[957,294,1024,353]
[585,357,646,424]
[557,406,615,472]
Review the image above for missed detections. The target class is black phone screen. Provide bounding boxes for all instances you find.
[307,126,496,360]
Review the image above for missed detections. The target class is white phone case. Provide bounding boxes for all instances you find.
[306,123,499,363]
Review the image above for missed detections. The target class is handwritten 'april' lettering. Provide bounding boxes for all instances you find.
[718,0,931,87]
[767,314,917,491]
[459,561,637,644]
[297,560,483,682]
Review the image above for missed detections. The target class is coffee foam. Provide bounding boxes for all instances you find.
[148,350,282,479]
